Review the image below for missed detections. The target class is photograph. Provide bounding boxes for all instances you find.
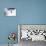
[4,8,16,16]
[0,0,46,46]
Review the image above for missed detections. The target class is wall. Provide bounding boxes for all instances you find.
[0,0,46,44]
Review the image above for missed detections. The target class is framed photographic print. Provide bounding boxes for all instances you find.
[4,8,16,16]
